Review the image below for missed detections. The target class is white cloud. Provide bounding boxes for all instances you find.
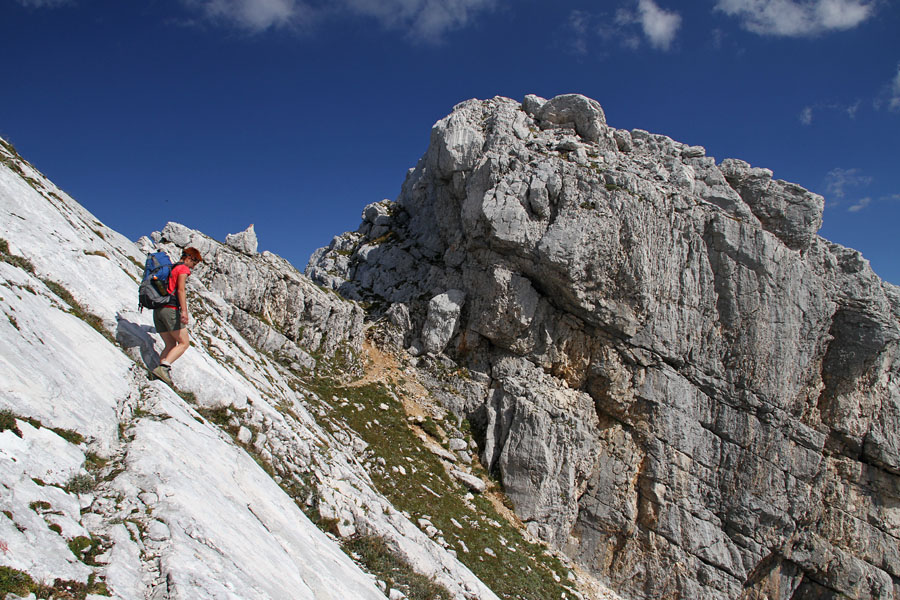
[847,197,871,212]
[800,100,861,125]
[825,167,872,199]
[361,0,496,41]
[800,106,813,125]
[608,0,680,51]
[14,0,72,6]
[567,10,591,55]
[183,0,306,31]
[714,0,875,37]
[637,0,681,50]
[890,64,900,112]
[181,0,495,39]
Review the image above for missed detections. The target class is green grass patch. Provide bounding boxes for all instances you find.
[50,426,84,445]
[64,473,96,494]
[0,409,23,437]
[42,279,115,345]
[419,416,443,440]
[0,565,33,598]
[343,535,452,599]
[0,565,109,599]
[67,535,107,566]
[84,451,109,472]
[0,237,36,274]
[0,412,85,447]
[307,378,574,600]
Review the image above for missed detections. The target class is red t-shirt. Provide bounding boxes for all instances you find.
[163,263,191,309]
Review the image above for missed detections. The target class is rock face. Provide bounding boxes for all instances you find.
[0,138,506,600]
[144,220,365,373]
[308,95,900,599]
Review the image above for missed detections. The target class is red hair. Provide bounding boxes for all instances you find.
[182,247,202,263]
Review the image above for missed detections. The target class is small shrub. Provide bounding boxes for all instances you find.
[343,535,452,600]
[0,237,35,274]
[29,500,52,512]
[51,426,84,445]
[67,535,106,566]
[369,231,397,246]
[84,452,109,472]
[0,565,34,597]
[420,417,442,441]
[0,409,22,437]
[64,473,96,494]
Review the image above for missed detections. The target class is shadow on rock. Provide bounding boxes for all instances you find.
[115,312,160,370]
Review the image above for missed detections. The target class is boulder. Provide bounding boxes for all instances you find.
[225,224,259,254]
[421,289,466,355]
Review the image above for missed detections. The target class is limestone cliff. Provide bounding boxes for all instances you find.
[2,137,607,600]
[308,94,900,600]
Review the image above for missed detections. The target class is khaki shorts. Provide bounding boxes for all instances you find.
[153,307,184,333]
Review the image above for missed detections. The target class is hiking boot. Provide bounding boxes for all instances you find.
[151,364,173,386]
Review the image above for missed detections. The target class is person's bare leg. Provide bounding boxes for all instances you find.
[159,330,178,365]
[160,328,190,365]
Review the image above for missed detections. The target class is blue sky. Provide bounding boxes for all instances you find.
[2,0,899,284]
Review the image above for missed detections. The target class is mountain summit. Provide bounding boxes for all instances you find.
[309,94,900,600]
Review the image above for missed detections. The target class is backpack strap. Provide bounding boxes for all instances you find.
[167,262,186,309]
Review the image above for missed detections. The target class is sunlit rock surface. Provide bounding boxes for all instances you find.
[309,94,900,600]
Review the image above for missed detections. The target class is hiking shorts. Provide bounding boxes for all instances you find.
[153,307,184,333]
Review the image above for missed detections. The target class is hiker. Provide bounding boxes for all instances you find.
[151,247,202,385]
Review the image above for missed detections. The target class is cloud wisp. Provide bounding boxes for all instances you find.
[890,64,900,112]
[636,0,681,50]
[714,0,876,37]
[824,167,879,212]
[182,0,305,32]
[800,100,861,125]
[825,167,873,199]
[13,0,72,6]
[573,0,680,54]
[178,0,496,40]
[847,196,871,212]
[342,0,496,40]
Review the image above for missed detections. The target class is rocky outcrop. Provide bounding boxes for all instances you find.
[145,221,365,373]
[308,94,900,600]
[0,138,510,600]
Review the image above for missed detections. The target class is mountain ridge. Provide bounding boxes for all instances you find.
[3,88,899,600]
[308,94,900,600]
[0,134,613,600]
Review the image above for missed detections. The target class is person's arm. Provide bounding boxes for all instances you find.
[177,272,189,324]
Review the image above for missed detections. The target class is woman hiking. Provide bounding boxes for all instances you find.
[151,246,202,385]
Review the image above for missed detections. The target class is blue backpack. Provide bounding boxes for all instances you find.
[138,252,180,310]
